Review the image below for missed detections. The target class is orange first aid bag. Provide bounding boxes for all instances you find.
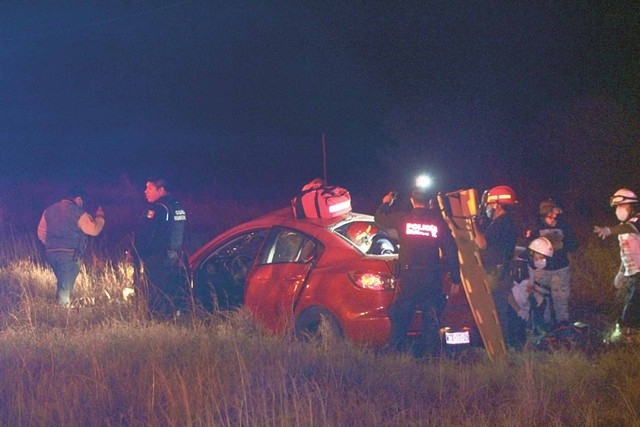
[291,179,352,219]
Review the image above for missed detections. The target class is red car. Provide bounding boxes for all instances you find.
[188,207,478,350]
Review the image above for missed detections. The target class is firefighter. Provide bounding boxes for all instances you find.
[375,187,461,357]
[522,236,555,333]
[473,185,521,348]
[133,177,187,318]
[593,188,640,341]
[525,199,579,328]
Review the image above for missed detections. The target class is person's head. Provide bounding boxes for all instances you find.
[539,199,563,227]
[346,222,379,252]
[410,189,431,208]
[528,236,553,269]
[144,177,170,203]
[483,185,517,220]
[65,185,87,207]
[610,188,639,222]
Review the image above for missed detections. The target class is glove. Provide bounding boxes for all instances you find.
[593,226,611,239]
[614,271,625,289]
[382,191,396,204]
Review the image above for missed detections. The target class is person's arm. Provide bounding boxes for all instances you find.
[78,206,105,237]
[37,213,47,244]
[473,219,487,249]
[594,222,638,239]
[615,262,626,289]
[374,192,405,230]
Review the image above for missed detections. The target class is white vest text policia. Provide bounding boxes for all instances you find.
[399,209,446,271]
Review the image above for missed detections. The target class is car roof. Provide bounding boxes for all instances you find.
[253,207,375,229]
[189,207,376,264]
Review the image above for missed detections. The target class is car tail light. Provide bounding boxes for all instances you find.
[349,271,396,291]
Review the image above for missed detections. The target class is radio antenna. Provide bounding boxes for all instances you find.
[322,132,328,184]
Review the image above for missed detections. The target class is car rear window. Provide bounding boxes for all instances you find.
[334,221,399,255]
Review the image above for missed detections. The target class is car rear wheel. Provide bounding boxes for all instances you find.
[294,307,343,342]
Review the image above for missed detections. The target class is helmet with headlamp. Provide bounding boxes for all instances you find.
[610,188,638,207]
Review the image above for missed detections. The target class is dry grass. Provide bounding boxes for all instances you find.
[0,184,639,426]
[0,247,638,426]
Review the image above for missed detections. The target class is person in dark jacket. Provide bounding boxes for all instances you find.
[473,185,520,348]
[133,177,187,317]
[375,188,461,357]
[525,199,578,328]
[37,186,105,306]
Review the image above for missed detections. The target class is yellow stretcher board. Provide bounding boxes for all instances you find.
[438,189,507,362]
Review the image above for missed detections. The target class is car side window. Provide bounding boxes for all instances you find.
[258,228,318,265]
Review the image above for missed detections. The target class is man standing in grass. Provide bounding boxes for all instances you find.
[133,177,187,318]
[37,186,105,306]
[375,186,461,358]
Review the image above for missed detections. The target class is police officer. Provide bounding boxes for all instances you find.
[133,177,187,317]
[375,188,461,357]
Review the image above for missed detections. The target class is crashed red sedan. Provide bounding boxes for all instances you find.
[188,207,477,349]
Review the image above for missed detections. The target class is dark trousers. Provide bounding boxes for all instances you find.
[621,273,640,329]
[388,270,444,357]
[135,252,187,317]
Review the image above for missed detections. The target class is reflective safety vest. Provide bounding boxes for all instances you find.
[619,231,640,276]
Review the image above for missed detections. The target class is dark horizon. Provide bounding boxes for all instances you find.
[1,2,639,211]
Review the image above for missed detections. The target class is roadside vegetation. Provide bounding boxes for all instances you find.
[0,181,639,426]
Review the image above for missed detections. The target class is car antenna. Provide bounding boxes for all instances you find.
[322,132,328,185]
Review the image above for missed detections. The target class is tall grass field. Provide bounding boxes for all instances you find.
[0,180,638,426]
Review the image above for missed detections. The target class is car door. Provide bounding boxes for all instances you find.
[244,227,319,333]
[193,229,269,311]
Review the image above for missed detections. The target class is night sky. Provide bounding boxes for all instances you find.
[1,2,639,207]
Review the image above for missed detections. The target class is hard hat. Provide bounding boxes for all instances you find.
[346,222,379,252]
[485,185,518,206]
[610,188,639,207]
[528,236,553,258]
[539,199,563,216]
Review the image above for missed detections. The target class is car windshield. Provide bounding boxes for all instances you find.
[334,220,399,255]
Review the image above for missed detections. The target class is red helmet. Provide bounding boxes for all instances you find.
[484,185,518,206]
[346,222,379,252]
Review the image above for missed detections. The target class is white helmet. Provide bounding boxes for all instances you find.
[528,236,553,258]
[610,188,639,207]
